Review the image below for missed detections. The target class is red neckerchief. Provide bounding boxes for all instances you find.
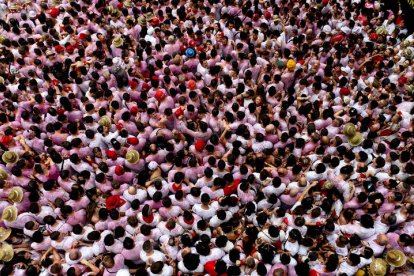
[172,183,182,192]
[183,216,194,225]
[142,213,154,223]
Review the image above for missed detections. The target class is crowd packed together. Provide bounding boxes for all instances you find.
[0,0,414,275]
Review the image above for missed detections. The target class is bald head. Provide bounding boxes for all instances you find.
[376,234,388,245]
[128,186,137,195]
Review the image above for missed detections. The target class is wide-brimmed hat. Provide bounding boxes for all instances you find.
[124,0,132,7]
[0,228,11,242]
[99,116,111,127]
[0,243,13,262]
[126,150,140,164]
[9,5,18,11]
[2,151,19,164]
[137,16,146,26]
[343,123,356,137]
[370,259,387,276]
[386,250,406,267]
[2,206,17,222]
[46,50,55,57]
[0,169,7,180]
[8,187,23,203]
[348,132,364,147]
[146,12,154,21]
[112,37,124,48]
[376,27,388,35]
[403,48,412,60]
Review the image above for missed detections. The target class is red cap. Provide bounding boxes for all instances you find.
[79,33,87,40]
[310,270,320,276]
[340,87,351,95]
[54,45,64,53]
[180,44,188,53]
[57,108,65,115]
[322,0,328,4]
[141,82,150,91]
[265,11,271,19]
[117,2,123,9]
[370,33,377,41]
[196,45,204,52]
[188,39,197,48]
[116,123,124,131]
[195,140,206,152]
[155,90,165,101]
[66,45,74,53]
[129,80,138,89]
[151,18,160,26]
[105,149,117,160]
[175,107,184,118]
[49,7,60,18]
[106,195,126,210]
[0,135,13,146]
[151,75,159,81]
[188,80,196,90]
[398,76,407,86]
[126,137,139,145]
[298,59,305,65]
[253,13,260,21]
[130,106,138,115]
[115,165,125,176]
[331,35,343,44]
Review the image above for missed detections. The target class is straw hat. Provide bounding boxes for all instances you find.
[146,12,154,21]
[348,132,364,147]
[0,243,13,262]
[126,16,135,23]
[370,259,387,276]
[0,228,11,242]
[124,0,132,7]
[343,123,356,138]
[9,5,17,11]
[126,150,140,164]
[0,35,5,44]
[112,37,124,48]
[2,151,19,164]
[0,169,7,180]
[385,250,406,267]
[2,206,18,222]
[323,181,334,190]
[99,116,111,127]
[402,48,412,60]
[8,187,23,203]
[376,27,388,35]
[138,16,146,26]
[46,50,55,57]
[402,40,411,48]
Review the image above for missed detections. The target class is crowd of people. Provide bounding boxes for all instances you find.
[0,0,414,275]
